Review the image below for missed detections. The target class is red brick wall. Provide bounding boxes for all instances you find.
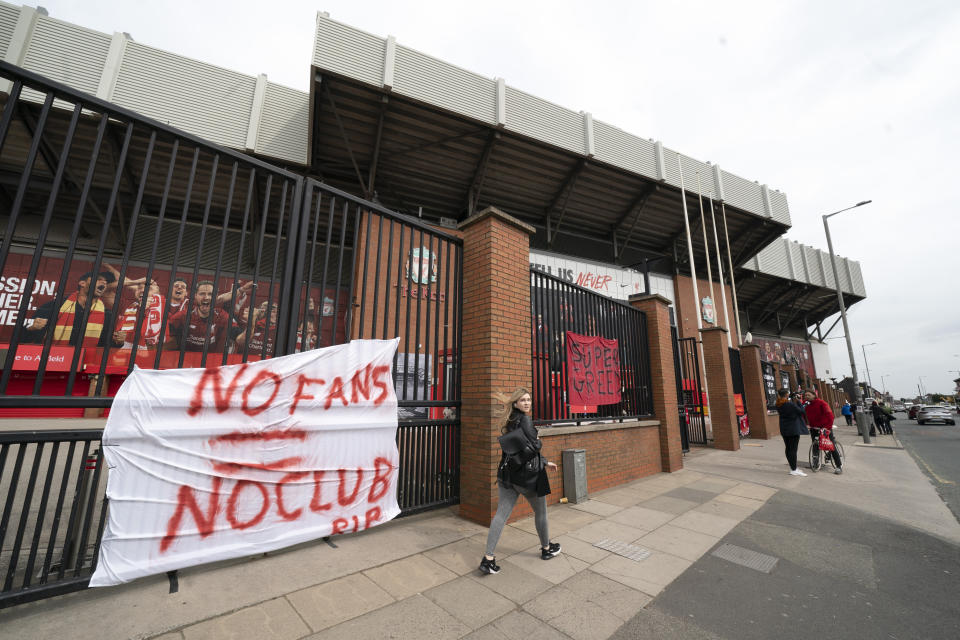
[504,424,661,520]
[630,294,683,471]
[700,327,739,451]
[350,211,462,349]
[740,344,778,439]
[673,274,739,344]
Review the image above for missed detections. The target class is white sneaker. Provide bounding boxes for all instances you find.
[789,469,807,477]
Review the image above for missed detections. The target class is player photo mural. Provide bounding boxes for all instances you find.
[755,335,816,379]
[0,254,349,374]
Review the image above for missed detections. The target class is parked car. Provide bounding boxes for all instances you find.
[908,405,922,420]
[916,406,956,425]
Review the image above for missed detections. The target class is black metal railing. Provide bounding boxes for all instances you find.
[529,268,653,426]
[729,346,747,437]
[0,429,106,608]
[0,61,304,411]
[0,62,464,607]
[396,420,460,514]
[298,180,463,512]
[673,328,707,446]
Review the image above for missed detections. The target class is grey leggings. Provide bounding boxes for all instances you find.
[485,482,550,557]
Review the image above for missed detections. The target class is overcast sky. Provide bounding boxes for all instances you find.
[39,0,960,398]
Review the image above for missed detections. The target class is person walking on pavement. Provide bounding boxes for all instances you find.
[805,389,843,474]
[480,388,561,575]
[880,402,896,434]
[841,401,853,426]
[871,400,888,435]
[776,388,808,476]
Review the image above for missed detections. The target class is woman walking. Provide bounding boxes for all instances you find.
[841,401,853,426]
[480,388,561,575]
[776,388,809,476]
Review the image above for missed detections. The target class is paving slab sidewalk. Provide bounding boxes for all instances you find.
[682,422,960,545]
[1,468,778,640]
[3,419,957,640]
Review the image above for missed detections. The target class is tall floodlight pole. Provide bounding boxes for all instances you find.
[678,159,710,408]
[823,199,872,444]
[862,342,877,398]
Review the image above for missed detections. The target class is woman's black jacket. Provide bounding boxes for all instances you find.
[497,410,545,491]
[777,400,809,437]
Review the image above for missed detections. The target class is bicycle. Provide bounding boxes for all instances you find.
[808,428,845,472]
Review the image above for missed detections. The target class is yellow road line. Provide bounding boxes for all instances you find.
[910,447,956,485]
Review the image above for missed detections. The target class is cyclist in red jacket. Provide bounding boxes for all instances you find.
[804,389,842,474]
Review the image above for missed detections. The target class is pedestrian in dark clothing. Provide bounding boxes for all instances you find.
[776,388,809,476]
[880,403,895,434]
[871,401,888,435]
[480,388,561,575]
[841,401,853,426]
[870,400,893,435]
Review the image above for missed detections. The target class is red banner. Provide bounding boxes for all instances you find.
[564,332,621,407]
[0,344,76,371]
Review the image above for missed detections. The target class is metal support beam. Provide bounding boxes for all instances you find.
[781,288,816,329]
[383,127,487,161]
[743,280,795,316]
[464,130,499,216]
[106,126,145,240]
[664,193,703,262]
[757,285,807,326]
[612,183,656,262]
[366,95,389,199]
[819,314,843,340]
[248,175,262,269]
[16,103,122,246]
[806,294,844,323]
[322,83,368,196]
[546,159,586,249]
[732,224,761,265]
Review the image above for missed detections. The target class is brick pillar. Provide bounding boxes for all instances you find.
[700,326,739,451]
[457,206,535,526]
[739,344,772,439]
[629,294,682,472]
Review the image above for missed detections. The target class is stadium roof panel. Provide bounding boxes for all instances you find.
[309,13,791,274]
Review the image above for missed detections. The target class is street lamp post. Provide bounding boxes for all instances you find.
[823,200,872,444]
[862,342,877,399]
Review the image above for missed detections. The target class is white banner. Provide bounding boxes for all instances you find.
[90,338,400,587]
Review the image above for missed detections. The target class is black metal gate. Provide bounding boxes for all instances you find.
[0,429,105,608]
[529,269,653,425]
[729,347,747,437]
[296,179,462,515]
[0,62,462,606]
[672,328,707,447]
